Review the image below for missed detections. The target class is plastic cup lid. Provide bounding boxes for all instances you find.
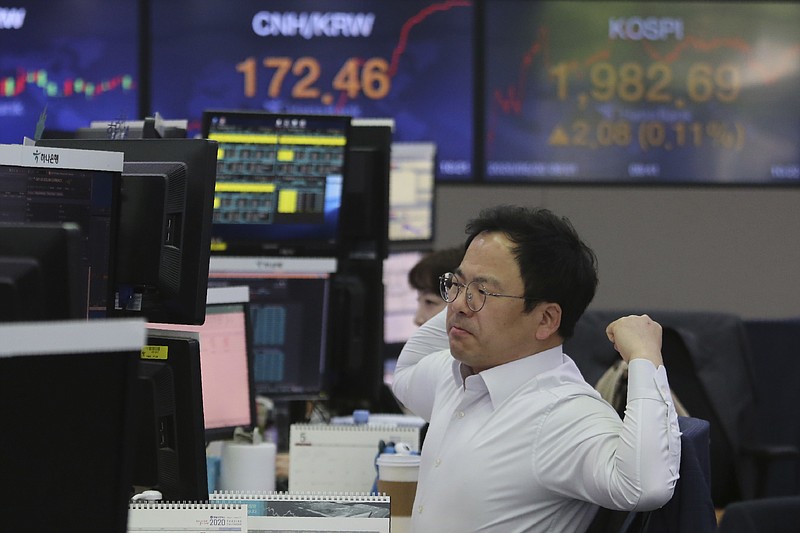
[377,453,421,467]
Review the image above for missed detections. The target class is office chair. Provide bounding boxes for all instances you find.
[565,309,799,508]
[717,495,800,533]
[587,416,717,533]
[742,318,800,497]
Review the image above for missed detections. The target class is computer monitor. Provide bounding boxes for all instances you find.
[0,143,123,319]
[149,286,257,442]
[340,120,392,260]
[136,329,209,501]
[0,222,83,322]
[79,116,189,139]
[326,257,387,414]
[36,138,218,325]
[0,318,145,532]
[207,257,333,400]
[202,110,350,257]
[383,249,427,356]
[389,142,436,244]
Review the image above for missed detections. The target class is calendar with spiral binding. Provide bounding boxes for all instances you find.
[288,423,421,493]
[127,501,248,532]
[209,491,390,532]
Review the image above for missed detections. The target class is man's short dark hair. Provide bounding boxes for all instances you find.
[464,205,598,339]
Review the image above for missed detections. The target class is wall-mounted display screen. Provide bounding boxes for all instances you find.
[150,0,473,180]
[0,1,139,143]
[484,1,800,184]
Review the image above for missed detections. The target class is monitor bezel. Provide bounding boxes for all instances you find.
[207,267,332,401]
[202,109,351,258]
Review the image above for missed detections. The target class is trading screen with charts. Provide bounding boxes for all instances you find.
[203,111,348,257]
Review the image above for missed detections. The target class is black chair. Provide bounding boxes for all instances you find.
[717,495,800,533]
[565,309,799,508]
[588,416,717,533]
[743,318,800,497]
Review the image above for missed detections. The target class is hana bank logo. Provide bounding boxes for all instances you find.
[0,7,26,29]
[32,150,59,165]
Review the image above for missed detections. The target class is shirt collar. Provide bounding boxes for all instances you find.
[451,345,565,408]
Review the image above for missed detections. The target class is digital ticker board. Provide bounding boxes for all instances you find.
[484,1,800,184]
[150,0,474,181]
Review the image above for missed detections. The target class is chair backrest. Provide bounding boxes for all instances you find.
[742,318,800,497]
[565,309,758,507]
[587,416,717,533]
[717,495,800,533]
[658,327,741,505]
[627,416,717,533]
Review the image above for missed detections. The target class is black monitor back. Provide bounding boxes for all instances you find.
[340,123,392,260]
[37,138,218,325]
[0,319,144,532]
[138,330,209,501]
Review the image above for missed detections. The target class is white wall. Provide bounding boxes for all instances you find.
[434,184,800,320]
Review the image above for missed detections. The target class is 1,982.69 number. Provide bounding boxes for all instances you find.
[549,61,741,104]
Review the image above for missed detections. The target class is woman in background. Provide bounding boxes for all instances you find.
[407,246,465,327]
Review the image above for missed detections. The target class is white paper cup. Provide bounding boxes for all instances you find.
[376,453,420,518]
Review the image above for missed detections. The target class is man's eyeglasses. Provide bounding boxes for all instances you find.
[439,272,530,312]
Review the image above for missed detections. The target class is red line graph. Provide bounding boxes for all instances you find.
[389,0,471,78]
[336,0,471,109]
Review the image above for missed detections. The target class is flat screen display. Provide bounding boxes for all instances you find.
[149,300,256,439]
[150,0,473,180]
[195,303,254,434]
[484,0,800,184]
[137,329,209,500]
[0,319,143,531]
[203,110,348,257]
[389,142,436,243]
[383,250,426,346]
[0,143,122,318]
[207,270,331,399]
[0,0,139,143]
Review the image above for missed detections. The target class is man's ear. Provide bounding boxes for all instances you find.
[535,302,562,341]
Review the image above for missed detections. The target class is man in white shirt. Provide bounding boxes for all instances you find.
[391,205,681,532]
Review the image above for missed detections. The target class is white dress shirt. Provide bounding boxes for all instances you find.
[392,310,681,533]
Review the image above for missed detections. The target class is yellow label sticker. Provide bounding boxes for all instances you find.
[141,345,169,360]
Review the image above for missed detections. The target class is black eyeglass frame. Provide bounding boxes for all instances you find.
[439,272,531,312]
